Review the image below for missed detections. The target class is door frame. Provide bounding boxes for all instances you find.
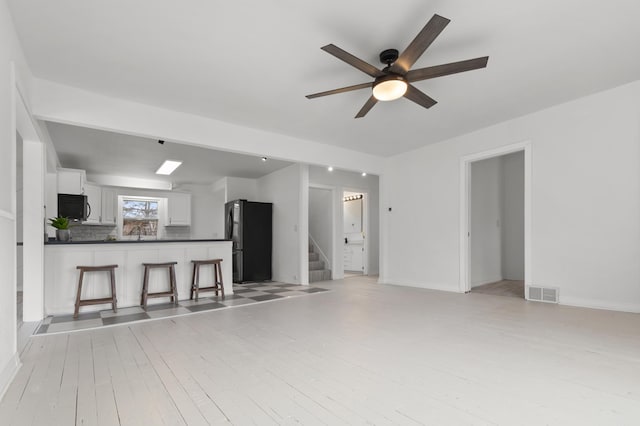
[459,141,532,295]
[15,73,46,322]
[308,183,336,276]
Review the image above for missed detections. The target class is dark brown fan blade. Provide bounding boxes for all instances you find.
[321,44,383,78]
[355,95,378,118]
[390,14,450,74]
[406,57,489,82]
[306,82,373,99]
[403,84,437,109]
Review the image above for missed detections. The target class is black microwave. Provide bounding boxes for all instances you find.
[58,194,89,221]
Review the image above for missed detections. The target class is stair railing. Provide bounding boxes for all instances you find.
[308,234,331,272]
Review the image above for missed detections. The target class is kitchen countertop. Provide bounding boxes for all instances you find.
[44,238,230,245]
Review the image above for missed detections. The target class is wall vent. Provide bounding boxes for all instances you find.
[527,286,559,303]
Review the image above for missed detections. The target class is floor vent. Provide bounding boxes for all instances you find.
[527,286,559,303]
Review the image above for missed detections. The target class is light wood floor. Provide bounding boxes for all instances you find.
[2,276,640,425]
[472,280,525,298]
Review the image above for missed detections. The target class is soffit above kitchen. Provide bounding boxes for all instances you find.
[46,122,293,185]
[9,1,640,157]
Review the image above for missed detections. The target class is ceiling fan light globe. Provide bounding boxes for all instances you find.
[372,77,408,101]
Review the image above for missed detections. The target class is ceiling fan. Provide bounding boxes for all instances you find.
[306,14,489,118]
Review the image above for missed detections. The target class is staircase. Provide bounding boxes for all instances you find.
[309,244,331,283]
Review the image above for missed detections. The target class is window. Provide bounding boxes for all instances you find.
[121,198,159,239]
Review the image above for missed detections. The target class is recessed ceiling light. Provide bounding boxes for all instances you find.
[361,172,367,177]
[261,157,268,162]
[155,160,182,175]
[328,166,334,172]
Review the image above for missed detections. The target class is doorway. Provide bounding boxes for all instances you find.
[460,142,531,297]
[308,186,333,283]
[343,190,366,277]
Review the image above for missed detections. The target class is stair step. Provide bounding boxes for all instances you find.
[308,252,319,261]
[309,269,332,283]
[309,260,325,271]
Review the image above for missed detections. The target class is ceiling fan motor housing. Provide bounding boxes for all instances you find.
[379,48,399,65]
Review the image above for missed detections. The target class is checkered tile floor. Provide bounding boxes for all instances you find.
[35,282,330,335]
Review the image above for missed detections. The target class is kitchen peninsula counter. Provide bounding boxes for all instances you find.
[44,238,230,245]
[44,239,233,315]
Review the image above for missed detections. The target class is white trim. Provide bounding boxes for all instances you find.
[117,195,164,240]
[559,296,640,314]
[299,165,310,285]
[383,279,461,293]
[16,74,46,322]
[0,209,15,220]
[0,353,21,403]
[309,183,334,191]
[459,141,532,294]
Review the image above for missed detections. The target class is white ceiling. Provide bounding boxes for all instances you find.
[46,122,293,185]
[10,1,640,157]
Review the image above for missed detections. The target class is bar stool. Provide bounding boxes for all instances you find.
[141,261,179,308]
[190,259,224,301]
[74,264,118,319]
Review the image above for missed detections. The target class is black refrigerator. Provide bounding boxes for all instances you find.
[225,199,272,283]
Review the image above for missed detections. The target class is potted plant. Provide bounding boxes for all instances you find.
[48,217,72,242]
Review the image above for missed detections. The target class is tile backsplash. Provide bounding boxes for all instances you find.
[62,224,192,241]
[164,226,191,240]
[69,225,117,241]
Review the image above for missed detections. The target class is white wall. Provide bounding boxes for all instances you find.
[44,172,57,238]
[470,157,502,287]
[308,166,379,277]
[309,187,333,266]
[383,80,640,312]
[501,151,525,280]
[225,177,258,202]
[211,187,226,240]
[0,0,34,399]
[32,80,385,175]
[256,164,305,284]
[179,183,218,239]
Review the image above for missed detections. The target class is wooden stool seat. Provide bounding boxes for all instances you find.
[190,259,224,301]
[141,261,179,308]
[74,264,118,319]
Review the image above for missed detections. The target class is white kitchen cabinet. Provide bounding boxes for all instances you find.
[57,168,86,195]
[83,183,102,224]
[101,188,117,225]
[166,192,191,226]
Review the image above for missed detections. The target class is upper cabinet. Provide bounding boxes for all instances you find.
[83,183,102,224]
[83,184,119,226]
[166,192,191,226]
[101,188,117,225]
[57,168,86,195]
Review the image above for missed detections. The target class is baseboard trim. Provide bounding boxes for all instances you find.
[559,296,640,314]
[0,352,21,403]
[471,276,504,288]
[381,279,462,294]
